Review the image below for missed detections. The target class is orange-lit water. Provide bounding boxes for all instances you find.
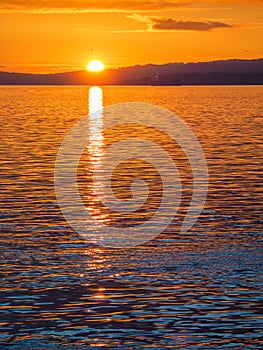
[0,86,262,348]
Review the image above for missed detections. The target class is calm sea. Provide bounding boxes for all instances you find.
[0,86,262,349]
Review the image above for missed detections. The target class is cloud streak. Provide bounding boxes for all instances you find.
[1,0,262,13]
[0,0,191,13]
[129,14,233,31]
[0,0,263,13]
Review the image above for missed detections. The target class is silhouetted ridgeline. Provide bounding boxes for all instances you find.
[0,59,263,85]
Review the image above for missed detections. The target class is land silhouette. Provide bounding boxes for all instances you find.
[0,58,262,85]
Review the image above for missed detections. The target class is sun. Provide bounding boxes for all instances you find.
[87,60,105,72]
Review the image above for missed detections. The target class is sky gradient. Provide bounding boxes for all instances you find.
[1,0,262,72]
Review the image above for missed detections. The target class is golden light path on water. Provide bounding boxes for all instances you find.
[88,86,103,163]
[86,86,109,226]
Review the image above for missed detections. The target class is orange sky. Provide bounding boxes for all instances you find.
[1,0,263,73]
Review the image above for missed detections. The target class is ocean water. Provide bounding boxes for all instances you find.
[0,85,262,349]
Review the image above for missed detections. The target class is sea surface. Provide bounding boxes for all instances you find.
[0,86,262,349]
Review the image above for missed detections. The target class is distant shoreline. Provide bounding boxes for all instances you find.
[1,58,262,86]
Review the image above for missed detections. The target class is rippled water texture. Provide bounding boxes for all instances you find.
[0,86,262,349]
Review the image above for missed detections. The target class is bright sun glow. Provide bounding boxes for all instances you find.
[87,60,105,72]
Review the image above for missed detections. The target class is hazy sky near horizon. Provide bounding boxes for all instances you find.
[1,0,262,72]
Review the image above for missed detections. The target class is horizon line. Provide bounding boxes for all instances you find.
[1,57,262,76]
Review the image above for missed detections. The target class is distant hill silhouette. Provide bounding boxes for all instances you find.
[0,58,262,85]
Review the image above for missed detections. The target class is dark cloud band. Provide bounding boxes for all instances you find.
[129,14,233,31]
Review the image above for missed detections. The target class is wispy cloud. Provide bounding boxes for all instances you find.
[1,0,262,13]
[128,14,233,31]
[0,0,191,13]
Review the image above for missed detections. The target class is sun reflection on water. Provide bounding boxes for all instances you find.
[88,86,103,164]
[85,86,111,227]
